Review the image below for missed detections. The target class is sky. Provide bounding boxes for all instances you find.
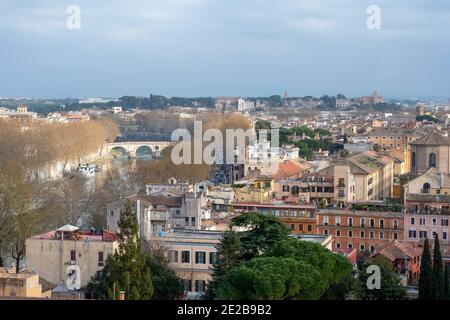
[0,0,450,99]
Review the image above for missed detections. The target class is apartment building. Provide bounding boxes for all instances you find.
[151,230,222,295]
[367,128,420,150]
[316,207,404,253]
[404,168,450,244]
[273,163,355,206]
[0,269,54,298]
[347,151,394,201]
[25,225,118,288]
[232,202,317,235]
[106,192,210,240]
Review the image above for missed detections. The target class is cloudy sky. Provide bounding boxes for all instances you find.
[0,0,449,99]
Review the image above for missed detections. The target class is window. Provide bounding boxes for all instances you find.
[98,252,104,267]
[368,178,373,185]
[379,219,384,229]
[336,217,341,226]
[370,231,375,239]
[109,210,114,217]
[348,218,353,227]
[444,232,448,240]
[169,250,178,263]
[393,220,398,230]
[299,224,304,232]
[412,152,416,169]
[419,231,427,239]
[195,280,206,292]
[393,233,398,240]
[410,217,415,225]
[360,218,365,227]
[442,219,449,227]
[191,217,196,226]
[336,243,341,249]
[183,279,192,292]
[423,183,431,194]
[420,218,426,226]
[195,251,206,264]
[338,190,345,198]
[409,230,417,238]
[338,178,345,187]
[349,230,353,238]
[185,217,189,224]
[360,231,365,238]
[181,251,190,263]
[348,243,353,250]
[70,250,76,262]
[323,216,329,226]
[307,225,312,232]
[360,245,365,251]
[336,230,341,237]
[429,153,437,168]
[324,229,329,235]
[370,219,375,228]
[379,232,384,239]
[433,218,437,226]
[282,185,290,192]
[209,252,218,265]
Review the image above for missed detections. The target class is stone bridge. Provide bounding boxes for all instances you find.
[101,141,176,158]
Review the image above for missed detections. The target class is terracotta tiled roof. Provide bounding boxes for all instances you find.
[409,132,450,146]
[348,151,392,174]
[376,241,420,261]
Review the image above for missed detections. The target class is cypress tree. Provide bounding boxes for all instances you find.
[443,265,450,300]
[419,238,433,300]
[432,235,443,300]
[87,201,154,300]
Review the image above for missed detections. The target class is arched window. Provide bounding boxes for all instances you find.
[412,152,416,169]
[429,153,437,168]
[423,183,431,193]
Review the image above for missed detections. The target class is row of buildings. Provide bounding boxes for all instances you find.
[8,120,450,299]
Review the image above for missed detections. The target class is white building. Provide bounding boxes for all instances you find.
[238,99,255,112]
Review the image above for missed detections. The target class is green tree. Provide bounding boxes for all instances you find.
[356,256,406,300]
[144,246,184,300]
[206,230,243,299]
[318,198,328,209]
[340,149,350,158]
[216,257,323,300]
[264,239,352,297]
[432,235,444,299]
[443,265,449,300]
[231,212,289,260]
[87,201,153,300]
[373,144,382,152]
[419,238,433,300]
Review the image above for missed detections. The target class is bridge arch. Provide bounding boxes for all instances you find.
[109,146,129,159]
[135,145,154,159]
